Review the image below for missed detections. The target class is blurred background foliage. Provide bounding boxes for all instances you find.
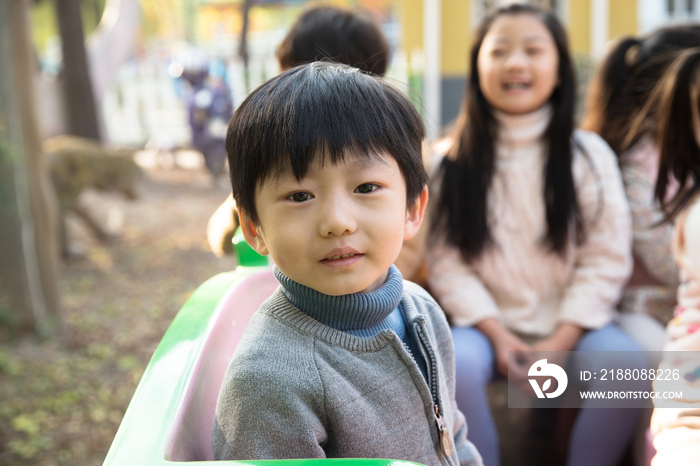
[32,0,107,53]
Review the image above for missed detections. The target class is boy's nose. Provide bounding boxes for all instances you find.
[318,197,357,237]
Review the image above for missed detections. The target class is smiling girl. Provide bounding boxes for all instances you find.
[426,4,644,466]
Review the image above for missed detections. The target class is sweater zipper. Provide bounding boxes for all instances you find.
[414,324,454,458]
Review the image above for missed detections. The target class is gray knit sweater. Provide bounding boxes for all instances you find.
[275,265,428,380]
[212,273,482,466]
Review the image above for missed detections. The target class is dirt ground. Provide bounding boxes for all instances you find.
[0,164,237,466]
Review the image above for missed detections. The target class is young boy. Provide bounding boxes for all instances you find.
[212,62,482,466]
[207,5,390,256]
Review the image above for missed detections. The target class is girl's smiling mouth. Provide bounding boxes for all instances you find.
[502,81,531,90]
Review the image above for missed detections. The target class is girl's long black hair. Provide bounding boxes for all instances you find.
[582,25,700,155]
[433,4,579,261]
[650,48,700,221]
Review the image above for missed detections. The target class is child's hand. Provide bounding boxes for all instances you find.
[530,338,566,353]
[531,322,584,353]
[495,332,532,381]
[530,323,585,369]
[476,318,532,379]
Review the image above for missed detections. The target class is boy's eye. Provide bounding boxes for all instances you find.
[491,48,507,57]
[526,48,543,55]
[355,183,378,194]
[288,192,311,202]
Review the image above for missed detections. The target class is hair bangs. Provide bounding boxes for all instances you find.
[284,69,419,179]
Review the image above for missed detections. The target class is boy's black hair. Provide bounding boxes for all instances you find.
[276,6,389,76]
[227,62,426,223]
[433,3,579,261]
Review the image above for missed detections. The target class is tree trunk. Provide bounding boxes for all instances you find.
[55,0,101,141]
[239,0,254,93]
[0,0,62,337]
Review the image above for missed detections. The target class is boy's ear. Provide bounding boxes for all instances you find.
[238,209,270,256]
[404,186,429,240]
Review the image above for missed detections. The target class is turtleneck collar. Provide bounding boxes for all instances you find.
[273,265,404,331]
[493,103,552,151]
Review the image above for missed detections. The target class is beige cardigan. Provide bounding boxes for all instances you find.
[426,106,633,337]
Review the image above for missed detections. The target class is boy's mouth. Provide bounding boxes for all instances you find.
[320,247,363,263]
[323,253,358,261]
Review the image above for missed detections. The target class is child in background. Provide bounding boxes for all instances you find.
[425,5,644,466]
[206,6,389,257]
[212,62,482,466]
[638,48,700,466]
[275,5,389,75]
[582,26,700,333]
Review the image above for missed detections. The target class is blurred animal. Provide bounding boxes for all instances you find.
[45,135,142,256]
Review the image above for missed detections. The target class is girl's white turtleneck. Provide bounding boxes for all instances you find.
[426,105,632,337]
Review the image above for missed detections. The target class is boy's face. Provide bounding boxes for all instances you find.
[240,152,427,296]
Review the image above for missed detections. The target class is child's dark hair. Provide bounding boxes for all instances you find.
[433,3,578,261]
[645,48,700,221]
[227,62,426,223]
[276,6,390,76]
[582,25,700,155]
